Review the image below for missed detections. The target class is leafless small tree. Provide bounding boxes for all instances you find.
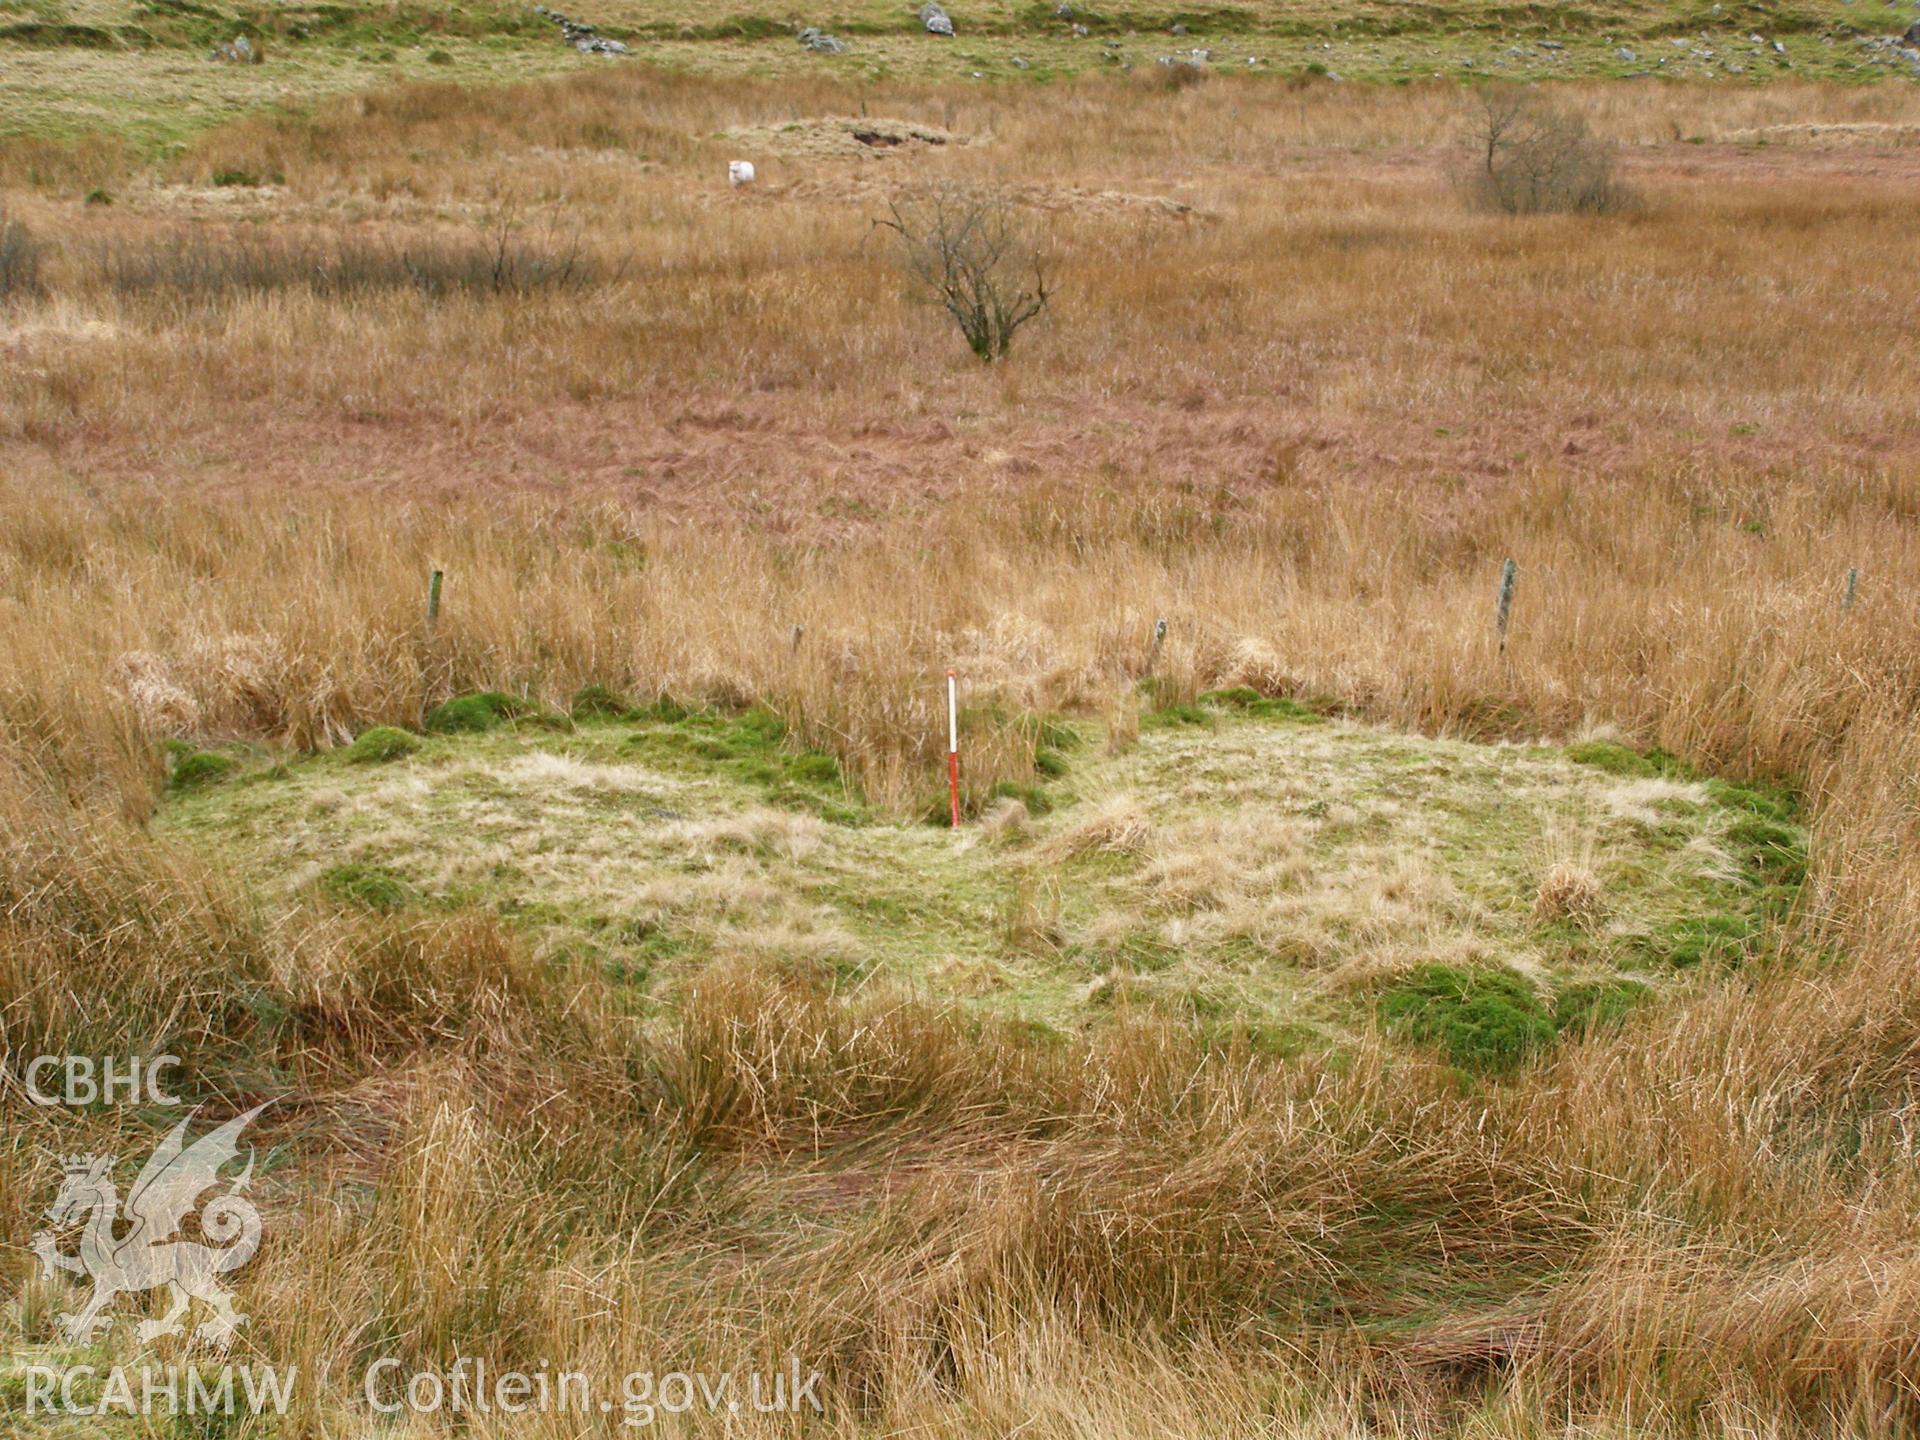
[1465,87,1630,216]
[878,185,1053,362]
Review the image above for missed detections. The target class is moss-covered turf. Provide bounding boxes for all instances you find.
[155,697,1807,1075]
[343,724,421,763]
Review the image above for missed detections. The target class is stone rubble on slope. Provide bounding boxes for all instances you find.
[209,34,259,62]
[797,25,847,53]
[533,7,628,55]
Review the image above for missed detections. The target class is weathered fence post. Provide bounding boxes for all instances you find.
[425,568,444,634]
[1144,617,1168,678]
[1495,558,1517,651]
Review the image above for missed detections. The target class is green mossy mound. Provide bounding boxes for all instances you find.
[344,725,422,763]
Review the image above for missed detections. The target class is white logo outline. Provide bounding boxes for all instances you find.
[31,1102,269,1350]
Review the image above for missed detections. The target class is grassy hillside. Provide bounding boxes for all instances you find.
[1,0,1912,149]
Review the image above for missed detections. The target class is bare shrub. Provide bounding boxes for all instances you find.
[0,205,45,302]
[878,183,1053,362]
[1465,87,1631,216]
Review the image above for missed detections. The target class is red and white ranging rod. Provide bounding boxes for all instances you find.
[947,669,961,829]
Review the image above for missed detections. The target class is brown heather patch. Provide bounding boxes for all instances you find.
[0,73,1915,519]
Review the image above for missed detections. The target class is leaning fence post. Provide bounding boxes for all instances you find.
[1842,566,1859,612]
[1144,617,1168,678]
[1495,558,1517,652]
[425,568,444,634]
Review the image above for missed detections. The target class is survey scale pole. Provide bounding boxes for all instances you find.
[947,669,961,830]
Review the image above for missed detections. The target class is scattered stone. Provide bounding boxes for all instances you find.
[728,160,756,186]
[573,29,629,54]
[919,2,954,36]
[1773,38,1787,53]
[1170,21,1186,34]
[534,8,628,55]
[1011,55,1030,68]
[1538,38,1565,49]
[797,26,847,52]
[1906,18,1920,43]
[1618,45,1636,60]
[1071,22,1089,37]
[1875,29,1916,57]
[209,34,259,63]
[1054,1,1072,14]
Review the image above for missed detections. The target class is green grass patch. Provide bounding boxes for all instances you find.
[1705,777,1798,823]
[1564,738,1690,778]
[1381,964,1555,1074]
[1723,814,1806,888]
[1552,977,1649,1035]
[1644,911,1754,969]
[622,703,864,821]
[569,684,637,720]
[989,779,1056,816]
[1567,743,1808,892]
[319,861,413,911]
[1565,738,1658,776]
[424,690,546,734]
[1200,686,1328,724]
[1026,713,1082,777]
[170,749,239,789]
[343,725,421,763]
[1140,702,1211,730]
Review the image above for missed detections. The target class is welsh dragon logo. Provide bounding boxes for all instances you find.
[31,1103,269,1350]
